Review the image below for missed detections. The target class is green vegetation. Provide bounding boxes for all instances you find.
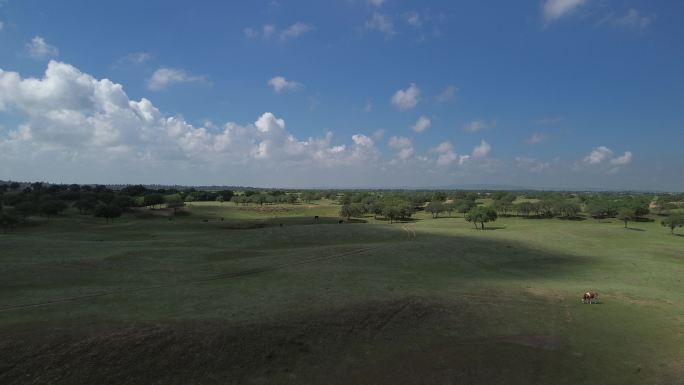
[0,182,683,384]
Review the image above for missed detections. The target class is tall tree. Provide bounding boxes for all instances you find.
[425,201,445,218]
[617,207,635,228]
[465,206,498,230]
[661,213,684,234]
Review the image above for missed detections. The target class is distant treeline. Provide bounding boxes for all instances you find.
[1,182,683,233]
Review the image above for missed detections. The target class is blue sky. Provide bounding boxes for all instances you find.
[0,0,682,190]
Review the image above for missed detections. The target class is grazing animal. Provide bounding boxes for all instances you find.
[314,215,319,223]
[279,223,283,227]
[338,220,344,224]
[582,291,599,304]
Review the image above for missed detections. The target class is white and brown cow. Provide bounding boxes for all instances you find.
[581,291,599,304]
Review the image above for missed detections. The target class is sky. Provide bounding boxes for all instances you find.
[0,0,682,190]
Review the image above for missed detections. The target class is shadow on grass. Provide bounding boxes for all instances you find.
[624,227,645,232]
[0,215,609,385]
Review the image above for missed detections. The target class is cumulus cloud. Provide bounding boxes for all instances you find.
[244,22,313,40]
[526,132,547,145]
[515,157,550,173]
[147,68,209,91]
[436,85,457,103]
[267,76,303,93]
[430,141,469,166]
[406,12,422,27]
[391,83,420,110]
[280,22,314,40]
[472,140,491,158]
[116,52,153,66]
[387,136,414,160]
[0,61,383,181]
[583,146,613,164]
[25,36,59,60]
[610,151,633,166]
[463,119,495,133]
[412,115,431,133]
[598,9,655,30]
[542,0,588,23]
[366,13,395,37]
[582,146,633,169]
[388,136,411,149]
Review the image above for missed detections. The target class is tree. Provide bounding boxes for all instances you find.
[516,202,534,218]
[0,209,20,234]
[217,190,234,202]
[39,200,67,220]
[465,206,498,230]
[425,201,445,218]
[94,203,123,223]
[74,195,98,214]
[492,200,513,216]
[339,204,362,221]
[617,207,635,228]
[143,193,164,209]
[14,201,36,221]
[661,213,684,234]
[457,200,477,215]
[165,194,185,215]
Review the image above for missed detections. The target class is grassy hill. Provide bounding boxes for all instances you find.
[1,201,682,384]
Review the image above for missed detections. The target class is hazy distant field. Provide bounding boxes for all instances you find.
[1,201,682,385]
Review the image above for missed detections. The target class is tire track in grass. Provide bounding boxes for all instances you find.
[0,246,381,313]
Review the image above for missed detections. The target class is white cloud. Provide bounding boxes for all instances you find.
[406,12,422,27]
[430,141,469,167]
[147,68,209,91]
[580,146,633,173]
[387,136,414,161]
[25,36,59,60]
[368,0,385,6]
[373,129,385,140]
[472,140,491,158]
[391,83,420,110]
[583,146,613,164]
[542,0,588,23]
[363,98,373,112]
[388,136,411,149]
[436,85,457,103]
[598,9,655,30]
[268,76,303,93]
[412,115,431,133]
[117,52,153,66]
[610,151,633,166]
[244,23,311,40]
[366,13,395,37]
[352,134,374,147]
[526,132,547,145]
[280,22,314,40]
[0,61,382,179]
[515,157,550,172]
[463,119,495,133]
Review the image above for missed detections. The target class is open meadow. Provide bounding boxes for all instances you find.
[1,200,682,385]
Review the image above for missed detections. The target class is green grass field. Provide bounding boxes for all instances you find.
[1,202,683,384]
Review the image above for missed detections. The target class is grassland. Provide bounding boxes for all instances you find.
[1,201,683,384]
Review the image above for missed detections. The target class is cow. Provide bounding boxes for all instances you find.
[582,291,599,304]
[338,220,344,224]
[314,215,319,223]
